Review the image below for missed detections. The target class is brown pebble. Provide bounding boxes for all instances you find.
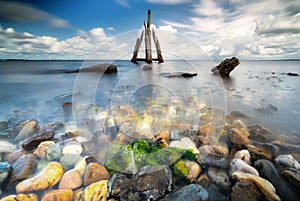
[41,189,74,201]
[59,169,82,190]
[83,162,110,186]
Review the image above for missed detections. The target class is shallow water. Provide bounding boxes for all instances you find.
[0,60,299,136]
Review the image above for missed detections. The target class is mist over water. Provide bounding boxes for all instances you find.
[0,60,299,136]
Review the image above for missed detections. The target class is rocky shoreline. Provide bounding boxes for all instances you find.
[0,96,300,201]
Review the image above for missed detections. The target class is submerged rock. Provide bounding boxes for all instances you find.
[80,64,118,74]
[15,119,38,141]
[161,184,209,201]
[282,169,300,189]
[21,130,54,151]
[16,162,64,193]
[207,167,231,194]
[41,189,74,201]
[274,154,300,170]
[33,141,55,159]
[108,165,172,201]
[0,162,12,188]
[59,169,82,190]
[0,141,16,153]
[46,143,62,161]
[228,128,250,148]
[83,162,110,186]
[211,57,240,77]
[0,193,38,201]
[231,181,264,201]
[254,159,300,201]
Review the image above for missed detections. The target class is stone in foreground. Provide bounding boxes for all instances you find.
[211,57,240,77]
[161,184,209,201]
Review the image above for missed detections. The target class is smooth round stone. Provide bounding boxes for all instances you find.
[207,167,231,194]
[84,180,108,201]
[33,141,55,159]
[230,158,259,176]
[21,131,54,152]
[234,149,251,164]
[74,157,88,176]
[59,169,82,189]
[0,193,38,201]
[46,143,62,161]
[16,162,64,193]
[231,182,263,201]
[15,119,38,141]
[184,161,202,180]
[41,189,74,201]
[161,184,209,201]
[229,128,250,148]
[0,141,16,153]
[275,155,300,169]
[169,137,200,155]
[83,162,110,186]
[62,140,83,155]
[60,154,82,171]
[4,149,26,163]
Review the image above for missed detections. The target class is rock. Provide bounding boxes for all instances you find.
[21,130,54,152]
[4,149,26,163]
[184,161,202,180]
[160,72,197,78]
[206,184,228,201]
[0,162,12,188]
[62,102,72,113]
[33,141,55,159]
[254,159,300,201]
[80,64,118,73]
[234,149,251,164]
[41,189,74,201]
[108,165,172,201]
[0,141,16,153]
[161,184,209,201]
[286,72,298,76]
[274,154,300,170]
[230,158,259,176]
[207,167,231,194]
[169,137,200,155]
[74,157,88,176]
[60,154,82,171]
[199,144,228,157]
[200,156,230,170]
[247,124,273,142]
[282,169,300,188]
[15,119,38,141]
[62,139,83,155]
[9,154,37,186]
[46,143,62,161]
[0,121,8,131]
[16,162,64,193]
[0,193,38,201]
[143,64,152,70]
[231,182,264,201]
[232,171,281,201]
[211,57,240,77]
[228,128,250,148]
[74,180,108,201]
[230,111,252,122]
[59,169,82,189]
[83,162,110,186]
[247,141,279,160]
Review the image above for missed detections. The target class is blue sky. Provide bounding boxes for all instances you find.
[0,0,299,60]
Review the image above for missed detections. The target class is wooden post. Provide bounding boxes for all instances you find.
[131,30,144,63]
[145,9,152,63]
[152,28,164,63]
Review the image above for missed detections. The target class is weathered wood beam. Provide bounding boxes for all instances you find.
[152,29,164,63]
[131,30,144,63]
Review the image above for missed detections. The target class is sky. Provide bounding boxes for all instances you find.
[0,0,299,60]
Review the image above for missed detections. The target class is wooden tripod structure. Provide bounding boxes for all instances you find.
[131,9,164,64]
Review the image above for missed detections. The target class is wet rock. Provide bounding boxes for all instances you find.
[234,149,251,164]
[200,156,229,170]
[169,137,199,155]
[230,158,259,176]
[75,180,108,201]
[184,160,202,180]
[286,72,298,76]
[247,124,273,142]
[247,141,279,160]
[83,162,110,186]
[21,130,54,152]
[33,141,55,159]
[206,184,229,201]
[254,159,300,201]
[80,63,118,74]
[231,182,264,201]
[282,169,300,189]
[232,171,281,201]
[228,128,250,148]
[199,144,228,157]
[211,57,240,77]
[0,141,16,153]
[46,143,62,161]
[59,169,82,189]
[143,64,152,70]
[41,189,74,201]
[62,139,83,155]
[230,111,252,122]
[0,193,38,201]
[274,154,300,170]
[161,184,209,201]
[9,154,37,187]
[62,102,72,113]
[0,121,8,131]
[15,119,38,141]
[108,165,172,201]
[207,167,231,194]
[160,72,197,78]
[74,157,88,176]
[4,149,26,163]
[16,162,64,193]
[60,154,82,171]
[0,162,12,187]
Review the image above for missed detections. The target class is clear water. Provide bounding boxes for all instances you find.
[0,60,299,136]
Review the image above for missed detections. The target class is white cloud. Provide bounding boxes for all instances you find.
[115,0,131,8]
[193,0,224,17]
[158,25,177,33]
[145,0,191,4]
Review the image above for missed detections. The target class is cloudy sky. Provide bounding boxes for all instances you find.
[0,0,299,60]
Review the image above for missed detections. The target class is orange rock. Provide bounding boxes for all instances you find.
[83,163,110,186]
[84,180,108,201]
[0,193,38,201]
[229,128,250,148]
[41,189,74,201]
[16,162,64,193]
[59,169,82,190]
[199,124,216,136]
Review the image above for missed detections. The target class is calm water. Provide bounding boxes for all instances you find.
[0,60,299,136]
